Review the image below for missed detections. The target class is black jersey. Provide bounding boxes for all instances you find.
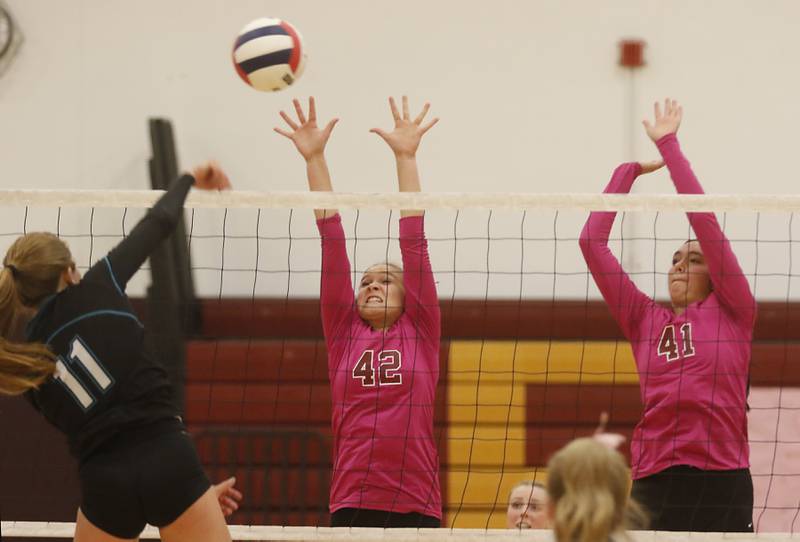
[25,175,195,461]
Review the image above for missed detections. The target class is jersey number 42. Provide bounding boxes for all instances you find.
[352,350,402,387]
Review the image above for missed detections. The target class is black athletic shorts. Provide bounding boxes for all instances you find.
[78,418,211,539]
[631,465,753,532]
[331,507,440,528]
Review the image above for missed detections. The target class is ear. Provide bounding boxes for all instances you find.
[62,264,81,286]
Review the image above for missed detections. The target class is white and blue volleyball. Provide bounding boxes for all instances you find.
[232,18,306,92]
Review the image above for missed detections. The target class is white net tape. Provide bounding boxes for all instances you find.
[1,189,799,212]
[2,522,799,541]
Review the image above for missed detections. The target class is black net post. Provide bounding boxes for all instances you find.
[146,117,200,416]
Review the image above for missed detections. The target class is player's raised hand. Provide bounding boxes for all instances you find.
[370,96,438,159]
[638,159,665,175]
[275,96,339,161]
[213,476,243,517]
[643,98,683,142]
[593,412,626,451]
[191,161,232,191]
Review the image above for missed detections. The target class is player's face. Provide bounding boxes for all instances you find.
[506,484,550,529]
[357,264,404,330]
[668,241,711,309]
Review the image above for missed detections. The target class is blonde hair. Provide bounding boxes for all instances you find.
[364,262,403,276]
[362,262,405,292]
[508,480,547,501]
[547,438,645,542]
[0,233,73,395]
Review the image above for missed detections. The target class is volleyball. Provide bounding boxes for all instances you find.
[232,17,306,92]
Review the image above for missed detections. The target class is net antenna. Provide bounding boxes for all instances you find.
[146,118,199,415]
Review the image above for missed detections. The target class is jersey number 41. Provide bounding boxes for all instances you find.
[657,323,696,363]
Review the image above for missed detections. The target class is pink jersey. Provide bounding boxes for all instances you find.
[316,214,442,518]
[580,134,756,479]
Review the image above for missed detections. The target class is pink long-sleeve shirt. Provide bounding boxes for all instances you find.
[579,134,756,479]
[317,213,442,518]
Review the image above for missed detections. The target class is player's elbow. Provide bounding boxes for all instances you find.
[578,227,593,255]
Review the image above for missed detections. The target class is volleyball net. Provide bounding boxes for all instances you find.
[2,189,800,539]
[1,523,797,541]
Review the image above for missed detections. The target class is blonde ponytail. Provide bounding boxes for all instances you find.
[547,438,645,542]
[0,336,56,395]
[0,233,73,395]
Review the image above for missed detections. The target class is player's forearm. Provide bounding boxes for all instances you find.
[396,156,423,218]
[399,216,439,331]
[152,174,194,223]
[104,174,193,288]
[579,162,640,248]
[656,134,703,195]
[317,215,355,335]
[307,154,337,220]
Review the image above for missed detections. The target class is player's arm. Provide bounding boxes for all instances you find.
[646,98,756,328]
[399,216,439,338]
[579,161,661,339]
[371,96,441,333]
[276,97,352,334]
[370,96,438,218]
[316,214,356,339]
[275,96,339,220]
[84,162,231,292]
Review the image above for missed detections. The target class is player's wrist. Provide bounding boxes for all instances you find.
[305,151,327,164]
[394,151,417,161]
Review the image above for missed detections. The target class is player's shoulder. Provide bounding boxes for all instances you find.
[32,282,140,345]
[632,301,670,334]
[82,257,125,295]
[64,279,126,310]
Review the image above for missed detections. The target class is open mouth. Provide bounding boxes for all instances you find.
[366,296,383,304]
[516,523,531,529]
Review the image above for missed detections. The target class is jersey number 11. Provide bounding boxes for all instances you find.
[53,336,114,411]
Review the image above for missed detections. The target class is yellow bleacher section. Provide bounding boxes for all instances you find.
[446,340,638,528]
